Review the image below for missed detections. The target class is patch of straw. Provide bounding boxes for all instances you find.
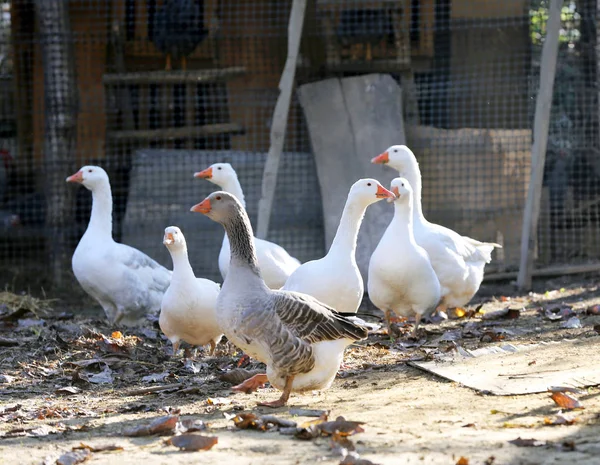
[0,291,56,317]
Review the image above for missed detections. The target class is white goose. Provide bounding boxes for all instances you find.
[283,178,395,314]
[372,146,501,313]
[160,226,222,356]
[66,166,171,325]
[368,178,441,334]
[191,191,367,407]
[194,163,301,289]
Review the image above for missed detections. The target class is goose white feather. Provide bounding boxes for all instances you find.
[160,226,222,355]
[194,162,301,289]
[191,191,367,407]
[283,178,395,314]
[66,166,171,325]
[368,178,441,332]
[372,146,501,311]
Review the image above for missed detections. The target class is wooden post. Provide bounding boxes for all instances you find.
[256,0,307,239]
[517,0,562,291]
[35,0,79,287]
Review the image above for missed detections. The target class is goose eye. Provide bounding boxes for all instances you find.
[88,169,92,173]
[367,182,371,186]
[394,149,398,153]
[401,183,405,187]
[216,196,222,200]
[217,167,222,170]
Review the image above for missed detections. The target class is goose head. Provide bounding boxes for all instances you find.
[389,177,413,204]
[349,178,395,205]
[190,191,241,224]
[371,145,417,173]
[163,225,186,250]
[66,165,109,191]
[194,162,236,188]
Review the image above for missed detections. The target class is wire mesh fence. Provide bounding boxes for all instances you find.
[1,0,599,292]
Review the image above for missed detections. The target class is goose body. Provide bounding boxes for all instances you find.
[372,146,500,311]
[195,163,301,289]
[283,178,395,313]
[160,226,222,355]
[67,166,171,325]
[191,191,367,406]
[368,178,441,331]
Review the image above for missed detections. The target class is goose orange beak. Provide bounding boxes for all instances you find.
[66,170,84,183]
[371,151,389,164]
[194,167,213,179]
[392,186,400,197]
[191,198,211,214]
[163,232,174,245]
[376,184,395,199]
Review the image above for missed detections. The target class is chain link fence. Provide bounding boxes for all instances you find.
[1,0,599,291]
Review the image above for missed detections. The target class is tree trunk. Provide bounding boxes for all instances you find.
[35,0,78,287]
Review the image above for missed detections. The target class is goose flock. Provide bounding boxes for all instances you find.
[66,144,501,407]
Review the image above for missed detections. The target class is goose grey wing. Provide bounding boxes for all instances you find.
[269,290,368,344]
[117,243,172,293]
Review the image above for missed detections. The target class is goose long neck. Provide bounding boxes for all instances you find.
[169,245,194,278]
[222,207,262,278]
[393,199,415,241]
[401,161,426,225]
[220,177,246,209]
[88,182,113,240]
[328,198,367,259]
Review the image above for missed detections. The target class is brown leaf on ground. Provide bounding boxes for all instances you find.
[508,437,546,447]
[456,457,469,465]
[231,412,264,430]
[543,412,578,426]
[484,457,496,465]
[111,331,123,339]
[74,443,124,452]
[550,392,584,410]
[167,433,218,451]
[330,432,356,452]
[123,415,179,437]
[56,449,91,465]
[218,368,264,385]
[0,404,21,417]
[319,416,365,437]
[586,304,600,315]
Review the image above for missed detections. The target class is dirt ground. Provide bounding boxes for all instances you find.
[1,274,600,465]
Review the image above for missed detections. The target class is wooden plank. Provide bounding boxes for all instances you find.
[517,0,562,291]
[256,0,307,239]
[103,67,247,85]
[298,74,405,284]
[106,123,244,142]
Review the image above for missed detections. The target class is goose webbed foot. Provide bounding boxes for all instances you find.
[258,375,294,408]
[232,373,268,394]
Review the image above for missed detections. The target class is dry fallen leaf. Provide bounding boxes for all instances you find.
[218,368,264,385]
[177,418,207,433]
[167,433,218,451]
[456,457,469,465]
[484,457,496,465]
[508,437,546,447]
[56,449,91,465]
[586,305,600,315]
[319,416,365,437]
[330,432,356,452]
[550,392,584,410]
[74,443,124,452]
[123,415,179,437]
[111,331,123,339]
[141,372,172,383]
[206,397,232,406]
[543,412,577,426]
[231,412,264,430]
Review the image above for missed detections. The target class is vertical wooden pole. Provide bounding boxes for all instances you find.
[35,0,78,287]
[517,0,563,290]
[256,0,307,239]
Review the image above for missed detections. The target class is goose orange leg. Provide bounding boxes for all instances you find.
[232,373,268,393]
[258,375,294,408]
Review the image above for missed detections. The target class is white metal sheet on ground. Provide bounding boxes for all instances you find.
[408,336,600,395]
